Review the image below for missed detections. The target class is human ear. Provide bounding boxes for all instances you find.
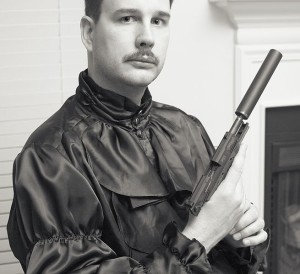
[80,16,95,52]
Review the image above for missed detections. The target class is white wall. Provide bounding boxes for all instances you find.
[0,0,234,272]
[151,0,235,144]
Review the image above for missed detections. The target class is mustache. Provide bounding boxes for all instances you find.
[123,50,159,65]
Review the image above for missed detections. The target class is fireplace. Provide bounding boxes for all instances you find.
[264,106,300,274]
[208,1,300,272]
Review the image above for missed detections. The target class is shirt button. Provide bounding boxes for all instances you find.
[134,117,140,125]
[136,129,142,138]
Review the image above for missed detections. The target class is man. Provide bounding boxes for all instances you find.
[7,0,268,273]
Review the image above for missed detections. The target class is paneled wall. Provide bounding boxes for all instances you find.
[0,1,86,272]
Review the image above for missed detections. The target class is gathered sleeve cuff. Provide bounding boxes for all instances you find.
[140,222,213,274]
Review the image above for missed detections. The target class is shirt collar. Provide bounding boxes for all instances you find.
[76,70,152,130]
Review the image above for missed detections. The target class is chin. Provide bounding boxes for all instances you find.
[123,70,160,87]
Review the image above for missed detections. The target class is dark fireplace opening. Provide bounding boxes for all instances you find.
[265,106,300,274]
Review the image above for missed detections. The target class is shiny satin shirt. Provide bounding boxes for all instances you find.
[7,71,267,274]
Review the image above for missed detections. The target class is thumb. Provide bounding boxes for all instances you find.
[223,143,248,188]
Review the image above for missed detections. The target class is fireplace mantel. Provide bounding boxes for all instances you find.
[209,0,300,44]
[209,0,300,28]
[208,0,300,217]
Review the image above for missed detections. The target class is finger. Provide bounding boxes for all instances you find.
[241,229,268,247]
[223,143,248,189]
[230,202,258,234]
[232,218,265,240]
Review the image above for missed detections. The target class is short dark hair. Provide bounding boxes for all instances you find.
[85,0,174,23]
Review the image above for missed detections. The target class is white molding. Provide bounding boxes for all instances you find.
[209,0,300,29]
[236,27,300,45]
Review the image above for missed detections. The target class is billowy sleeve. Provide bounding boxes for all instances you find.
[7,143,213,274]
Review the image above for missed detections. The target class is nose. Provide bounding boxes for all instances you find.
[135,23,154,49]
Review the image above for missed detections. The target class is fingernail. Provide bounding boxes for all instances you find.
[233,233,241,240]
[243,239,250,246]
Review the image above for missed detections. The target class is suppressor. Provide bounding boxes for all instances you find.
[236,49,283,119]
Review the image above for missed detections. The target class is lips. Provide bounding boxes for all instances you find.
[124,51,159,66]
[128,55,157,64]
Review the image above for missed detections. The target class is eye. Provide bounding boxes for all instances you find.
[120,16,137,23]
[151,18,163,26]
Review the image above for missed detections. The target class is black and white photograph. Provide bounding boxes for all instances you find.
[0,0,299,273]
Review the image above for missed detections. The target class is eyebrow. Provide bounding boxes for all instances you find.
[156,11,171,19]
[114,8,140,15]
[113,9,170,19]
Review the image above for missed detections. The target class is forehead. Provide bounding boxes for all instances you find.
[101,0,171,14]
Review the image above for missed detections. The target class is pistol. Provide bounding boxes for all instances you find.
[186,49,283,216]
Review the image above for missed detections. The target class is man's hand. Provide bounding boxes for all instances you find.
[182,144,248,253]
[224,203,268,248]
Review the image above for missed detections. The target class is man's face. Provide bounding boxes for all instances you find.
[90,0,171,90]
